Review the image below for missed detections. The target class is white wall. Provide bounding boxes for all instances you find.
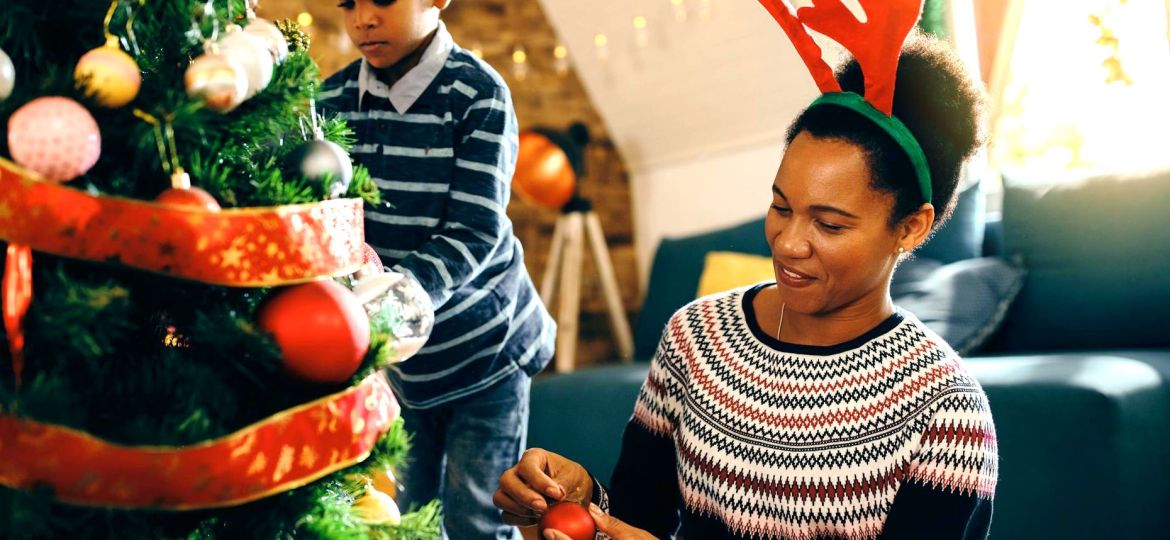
[535,1,820,287]
[630,138,788,284]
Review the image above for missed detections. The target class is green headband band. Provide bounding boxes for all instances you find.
[808,92,932,204]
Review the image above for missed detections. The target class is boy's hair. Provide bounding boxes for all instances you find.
[785,32,988,232]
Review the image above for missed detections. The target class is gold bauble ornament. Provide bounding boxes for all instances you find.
[184,49,247,113]
[353,487,401,525]
[370,465,399,498]
[74,38,141,108]
[218,26,273,99]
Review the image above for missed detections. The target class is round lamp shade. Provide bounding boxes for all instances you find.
[514,131,576,210]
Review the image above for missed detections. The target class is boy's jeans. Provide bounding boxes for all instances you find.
[397,368,530,540]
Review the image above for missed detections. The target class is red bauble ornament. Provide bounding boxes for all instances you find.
[258,280,371,384]
[514,131,576,210]
[538,502,596,540]
[156,187,222,211]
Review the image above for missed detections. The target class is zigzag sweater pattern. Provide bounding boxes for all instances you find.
[595,284,997,539]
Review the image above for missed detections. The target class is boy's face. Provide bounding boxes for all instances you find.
[339,0,449,69]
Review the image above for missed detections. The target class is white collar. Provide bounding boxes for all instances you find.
[358,21,454,113]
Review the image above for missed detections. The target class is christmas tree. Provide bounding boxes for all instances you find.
[0,1,440,538]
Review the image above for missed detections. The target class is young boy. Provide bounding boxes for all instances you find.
[320,1,555,538]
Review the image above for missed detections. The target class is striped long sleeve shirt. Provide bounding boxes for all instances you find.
[320,23,554,408]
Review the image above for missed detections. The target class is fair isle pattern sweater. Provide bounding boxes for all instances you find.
[320,23,554,409]
[595,284,997,539]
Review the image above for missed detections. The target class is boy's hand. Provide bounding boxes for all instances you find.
[494,448,593,526]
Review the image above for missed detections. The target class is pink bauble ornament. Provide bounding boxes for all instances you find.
[259,280,371,384]
[7,97,101,182]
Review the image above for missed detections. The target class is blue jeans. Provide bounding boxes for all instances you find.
[397,369,530,540]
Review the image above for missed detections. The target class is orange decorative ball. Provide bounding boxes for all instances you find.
[514,131,575,210]
[258,280,371,384]
[538,502,596,540]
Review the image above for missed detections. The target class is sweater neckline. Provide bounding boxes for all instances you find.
[740,283,904,356]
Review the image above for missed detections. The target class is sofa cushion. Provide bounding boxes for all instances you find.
[993,170,1170,351]
[891,256,1025,355]
[915,176,986,263]
[696,251,774,298]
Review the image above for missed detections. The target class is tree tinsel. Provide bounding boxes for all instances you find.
[0,1,437,538]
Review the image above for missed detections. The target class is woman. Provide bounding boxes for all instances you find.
[495,31,996,540]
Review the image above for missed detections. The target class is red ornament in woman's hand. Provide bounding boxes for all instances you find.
[258,280,370,384]
[538,502,596,540]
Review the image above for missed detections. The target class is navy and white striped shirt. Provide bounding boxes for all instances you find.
[320,23,554,408]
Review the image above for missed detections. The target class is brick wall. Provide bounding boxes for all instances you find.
[259,0,640,369]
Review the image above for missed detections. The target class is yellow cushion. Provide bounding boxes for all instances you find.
[696,251,775,298]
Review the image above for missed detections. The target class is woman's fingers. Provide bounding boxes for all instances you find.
[497,466,550,512]
[515,451,567,501]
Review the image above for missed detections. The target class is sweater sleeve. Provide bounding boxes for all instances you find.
[593,312,689,539]
[390,83,518,310]
[879,391,999,540]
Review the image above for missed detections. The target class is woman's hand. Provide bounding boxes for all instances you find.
[542,503,657,540]
[494,448,593,526]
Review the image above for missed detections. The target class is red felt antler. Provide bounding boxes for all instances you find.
[758,0,841,94]
[759,0,924,115]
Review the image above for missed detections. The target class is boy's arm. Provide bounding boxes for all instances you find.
[390,84,518,310]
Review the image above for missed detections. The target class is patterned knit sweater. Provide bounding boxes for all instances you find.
[593,284,998,539]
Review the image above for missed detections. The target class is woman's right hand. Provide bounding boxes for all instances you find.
[493,448,593,526]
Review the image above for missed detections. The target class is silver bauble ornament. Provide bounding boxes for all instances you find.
[289,139,353,198]
[352,272,434,364]
[218,27,273,99]
[0,47,14,101]
[185,50,247,113]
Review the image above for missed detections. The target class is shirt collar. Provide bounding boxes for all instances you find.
[358,21,454,113]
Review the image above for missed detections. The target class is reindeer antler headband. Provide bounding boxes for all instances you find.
[758,0,932,203]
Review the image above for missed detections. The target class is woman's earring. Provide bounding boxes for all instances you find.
[897,247,906,255]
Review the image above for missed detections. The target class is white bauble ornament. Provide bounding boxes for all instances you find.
[185,50,247,113]
[244,18,289,63]
[218,27,273,99]
[0,47,14,101]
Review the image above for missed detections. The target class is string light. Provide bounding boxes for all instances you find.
[296,12,313,27]
[671,0,688,23]
[470,42,485,59]
[594,33,609,62]
[511,43,529,81]
[633,15,650,48]
[698,0,712,21]
[553,44,570,76]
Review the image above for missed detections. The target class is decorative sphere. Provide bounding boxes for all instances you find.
[218,28,273,99]
[538,502,596,540]
[156,187,221,211]
[7,97,101,182]
[74,43,141,107]
[185,50,247,113]
[352,271,433,364]
[259,280,371,384]
[515,131,576,210]
[288,139,353,198]
[354,487,401,525]
[244,18,289,63]
[0,47,14,101]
